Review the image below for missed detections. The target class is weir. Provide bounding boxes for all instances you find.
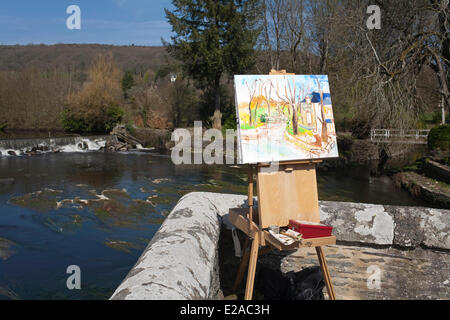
[0,135,118,156]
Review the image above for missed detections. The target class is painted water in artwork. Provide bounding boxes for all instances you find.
[234,75,339,164]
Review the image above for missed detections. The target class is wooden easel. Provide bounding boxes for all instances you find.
[229,70,337,300]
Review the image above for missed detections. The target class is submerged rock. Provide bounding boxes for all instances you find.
[9,188,62,212]
[104,240,139,254]
[102,189,131,200]
[0,238,16,261]
[89,196,159,227]
[9,186,164,230]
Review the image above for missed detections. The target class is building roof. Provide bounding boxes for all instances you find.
[302,92,332,105]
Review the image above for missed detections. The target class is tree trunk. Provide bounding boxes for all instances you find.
[292,104,298,135]
[212,78,222,130]
[248,100,253,128]
[174,85,180,128]
[428,47,450,122]
[319,37,329,74]
[442,96,446,125]
[320,90,328,143]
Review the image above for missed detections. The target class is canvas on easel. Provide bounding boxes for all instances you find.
[234,74,339,164]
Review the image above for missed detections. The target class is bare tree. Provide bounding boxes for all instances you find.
[259,0,287,71]
[245,79,260,127]
[271,76,305,135]
[257,0,447,135]
[304,0,445,134]
[314,76,328,145]
[285,0,306,73]
[263,79,273,117]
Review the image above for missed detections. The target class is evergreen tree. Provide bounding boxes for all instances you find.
[122,70,134,99]
[164,0,261,129]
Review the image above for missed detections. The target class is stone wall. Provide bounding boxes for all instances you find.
[424,159,450,185]
[110,193,245,300]
[111,192,450,300]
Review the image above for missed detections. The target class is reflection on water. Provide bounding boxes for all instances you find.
[317,164,427,206]
[0,152,427,299]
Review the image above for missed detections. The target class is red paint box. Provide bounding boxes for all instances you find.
[288,220,333,239]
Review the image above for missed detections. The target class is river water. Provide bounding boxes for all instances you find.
[0,151,428,299]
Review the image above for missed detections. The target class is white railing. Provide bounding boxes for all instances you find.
[370,129,430,144]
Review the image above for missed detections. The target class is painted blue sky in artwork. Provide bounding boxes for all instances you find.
[234,75,331,103]
[0,0,174,45]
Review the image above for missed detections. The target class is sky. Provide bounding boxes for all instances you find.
[0,0,174,46]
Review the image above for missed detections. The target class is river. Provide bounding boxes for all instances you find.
[0,151,428,299]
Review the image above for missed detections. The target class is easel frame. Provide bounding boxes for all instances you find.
[229,69,337,300]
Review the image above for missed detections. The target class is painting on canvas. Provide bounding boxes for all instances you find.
[234,74,339,164]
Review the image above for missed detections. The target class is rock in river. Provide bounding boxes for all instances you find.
[0,238,16,260]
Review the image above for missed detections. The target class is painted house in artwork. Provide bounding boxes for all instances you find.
[302,92,336,136]
[300,96,317,131]
[311,92,336,136]
[234,75,339,164]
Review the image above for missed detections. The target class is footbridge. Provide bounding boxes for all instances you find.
[370,129,430,144]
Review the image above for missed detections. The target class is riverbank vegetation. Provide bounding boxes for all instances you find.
[428,124,450,155]
[62,53,124,133]
[391,124,450,208]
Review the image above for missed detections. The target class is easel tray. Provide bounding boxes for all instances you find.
[228,208,336,251]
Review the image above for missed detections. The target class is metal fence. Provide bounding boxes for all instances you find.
[370,129,430,144]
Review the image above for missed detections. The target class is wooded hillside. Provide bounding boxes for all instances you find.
[0,44,166,72]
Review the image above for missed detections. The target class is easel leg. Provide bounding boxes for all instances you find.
[233,238,249,292]
[316,246,336,300]
[244,232,259,300]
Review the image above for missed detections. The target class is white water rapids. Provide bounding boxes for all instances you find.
[0,136,109,156]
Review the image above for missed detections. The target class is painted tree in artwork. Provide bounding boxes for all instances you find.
[314,76,328,145]
[262,79,273,117]
[245,79,259,127]
[287,78,299,134]
[271,76,303,135]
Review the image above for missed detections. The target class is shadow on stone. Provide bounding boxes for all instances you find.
[217,225,325,300]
